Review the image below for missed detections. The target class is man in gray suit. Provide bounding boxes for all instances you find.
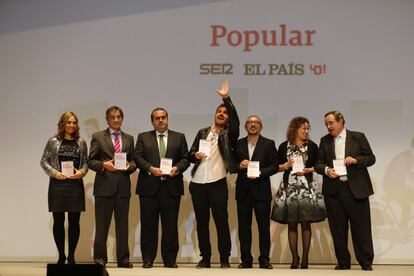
[135,107,190,268]
[315,111,375,271]
[88,106,136,268]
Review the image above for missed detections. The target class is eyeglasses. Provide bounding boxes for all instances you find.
[246,121,261,125]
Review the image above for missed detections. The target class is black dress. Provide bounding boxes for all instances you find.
[272,140,326,224]
[48,139,85,212]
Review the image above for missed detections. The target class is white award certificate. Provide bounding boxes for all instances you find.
[114,152,127,170]
[199,139,211,156]
[291,156,305,174]
[333,159,347,176]
[160,158,173,175]
[247,161,260,178]
[61,161,74,177]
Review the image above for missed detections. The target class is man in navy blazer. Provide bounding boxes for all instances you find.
[315,111,375,271]
[235,115,278,269]
[88,106,137,268]
[135,107,190,268]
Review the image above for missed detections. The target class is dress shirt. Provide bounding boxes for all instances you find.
[192,127,227,184]
[335,128,348,181]
[156,130,168,154]
[247,139,257,161]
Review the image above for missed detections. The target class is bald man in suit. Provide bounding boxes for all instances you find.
[235,115,278,269]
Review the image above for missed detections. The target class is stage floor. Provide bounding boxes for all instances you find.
[1,262,413,276]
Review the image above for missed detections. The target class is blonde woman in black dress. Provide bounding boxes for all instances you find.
[41,112,88,264]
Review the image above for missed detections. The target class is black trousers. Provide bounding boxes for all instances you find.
[94,194,130,264]
[324,182,374,267]
[237,193,271,264]
[139,182,180,264]
[189,178,231,261]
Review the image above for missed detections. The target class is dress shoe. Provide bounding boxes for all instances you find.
[335,264,351,270]
[238,262,253,268]
[117,262,133,268]
[94,258,106,267]
[196,258,211,268]
[164,262,178,268]
[142,260,153,268]
[361,264,373,271]
[259,262,273,269]
[220,261,231,268]
[300,263,308,269]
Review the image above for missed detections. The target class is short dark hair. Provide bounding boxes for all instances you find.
[151,107,168,122]
[324,110,345,125]
[105,106,124,119]
[244,115,263,128]
[215,103,227,114]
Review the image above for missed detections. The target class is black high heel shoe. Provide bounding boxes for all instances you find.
[301,257,308,269]
[57,254,66,265]
[67,255,76,265]
[290,256,300,269]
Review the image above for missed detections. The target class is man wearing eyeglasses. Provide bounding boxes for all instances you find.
[234,115,278,269]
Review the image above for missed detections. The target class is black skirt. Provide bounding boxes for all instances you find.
[48,178,85,212]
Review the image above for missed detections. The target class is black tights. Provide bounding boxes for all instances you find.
[288,222,311,265]
[52,212,81,261]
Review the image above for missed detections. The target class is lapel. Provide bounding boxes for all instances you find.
[150,131,161,160]
[201,127,212,140]
[251,135,264,161]
[344,129,351,157]
[104,128,115,153]
[165,130,173,158]
[240,137,249,160]
[120,130,128,152]
[326,134,336,160]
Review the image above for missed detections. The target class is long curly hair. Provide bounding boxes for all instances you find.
[286,116,309,145]
[56,112,80,140]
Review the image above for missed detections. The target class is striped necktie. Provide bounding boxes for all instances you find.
[114,132,121,153]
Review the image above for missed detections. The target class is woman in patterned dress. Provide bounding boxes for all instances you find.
[40,112,88,264]
[274,117,326,269]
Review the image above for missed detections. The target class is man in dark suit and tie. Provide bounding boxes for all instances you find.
[235,115,278,269]
[135,107,190,268]
[88,106,137,268]
[315,111,375,271]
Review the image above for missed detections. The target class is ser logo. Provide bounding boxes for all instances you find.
[200,63,233,75]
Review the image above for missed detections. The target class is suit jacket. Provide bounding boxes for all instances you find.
[315,129,375,199]
[235,135,278,201]
[135,130,190,197]
[88,128,137,198]
[188,96,240,175]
